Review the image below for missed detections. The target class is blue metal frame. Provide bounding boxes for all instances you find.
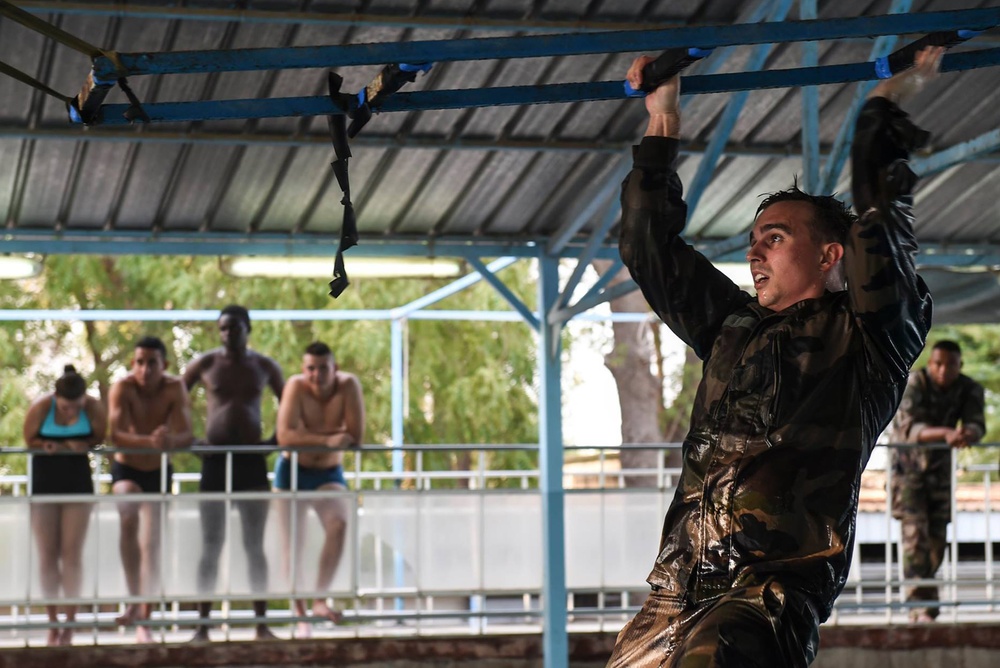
[546,162,629,256]
[90,48,1000,125]
[0,231,621,261]
[686,0,794,216]
[912,128,1000,177]
[464,256,539,331]
[800,0,820,194]
[92,9,1000,78]
[392,257,519,316]
[537,254,567,668]
[553,192,624,313]
[818,0,912,195]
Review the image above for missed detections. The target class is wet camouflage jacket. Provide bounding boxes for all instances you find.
[618,97,932,620]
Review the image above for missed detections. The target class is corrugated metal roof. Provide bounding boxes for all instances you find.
[1,0,999,261]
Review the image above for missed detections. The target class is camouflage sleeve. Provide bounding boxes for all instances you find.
[848,97,933,381]
[961,380,986,442]
[892,371,928,444]
[619,137,747,360]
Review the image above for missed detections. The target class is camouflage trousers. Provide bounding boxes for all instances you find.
[890,465,951,620]
[606,579,820,668]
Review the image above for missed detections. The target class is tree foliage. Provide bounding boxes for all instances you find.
[0,256,539,488]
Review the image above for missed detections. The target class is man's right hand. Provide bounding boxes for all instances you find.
[150,425,169,450]
[325,432,354,449]
[945,427,968,449]
[627,56,681,138]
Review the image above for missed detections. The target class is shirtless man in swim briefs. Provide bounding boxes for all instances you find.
[184,305,285,642]
[275,341,364,636]
[109,336,193,642]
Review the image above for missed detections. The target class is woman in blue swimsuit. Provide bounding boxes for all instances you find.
[22,365,106,646]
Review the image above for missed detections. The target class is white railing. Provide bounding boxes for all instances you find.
[0,443,997,645]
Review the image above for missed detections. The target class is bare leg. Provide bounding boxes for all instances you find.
[58,502,93,646]
[237,495,275,640]
[133,499,162,643]
[31,504,62,646]
[310,485,348,624]
[277,492,313,637]
[113,481,143,630]
[191,499,226,642]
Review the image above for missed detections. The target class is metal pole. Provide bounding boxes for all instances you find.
[538,254,567,668]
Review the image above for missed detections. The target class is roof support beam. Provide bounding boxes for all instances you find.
[818,0,911,195]
[14,2,666,33]
[911,128,1000,177]
[800,0,820,193]
[464,256,539,331]
[552,191,623,313]
[686,0,794,216]
[392,256,518,317]
[546,163,628,255]
[93,8,1000,78]
[547,278,638,325]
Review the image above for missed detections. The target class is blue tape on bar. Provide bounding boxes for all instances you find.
[399,62,433,73]
[958,29,982,39]
[68,105,83,124]
[356,88,367,107]
[874,56,893,79]
[689,47,714,58]
[623,80,645,97]
[91,72,116,87]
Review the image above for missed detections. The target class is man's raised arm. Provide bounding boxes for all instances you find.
[848,48,940,381]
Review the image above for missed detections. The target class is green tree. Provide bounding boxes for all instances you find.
[0,256,539,488]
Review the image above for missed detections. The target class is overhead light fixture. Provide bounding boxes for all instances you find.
[222,256,464,279]
[0,255,43,279]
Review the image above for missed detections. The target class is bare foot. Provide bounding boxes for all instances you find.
[116,604,139,627]
[189,627,211,643]
[46,628,60,646]
[255,625,279,641]
[312,600,342,624]
[135,624,154,643]
[294,621,313,639]
[57,627,74,646]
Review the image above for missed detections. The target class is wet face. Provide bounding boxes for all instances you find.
[132,346,166,389]
[746,200,840,313]
[218,314,249,352]
[927,348,962,389]
[55,396,86,422]
[302,353,336,392]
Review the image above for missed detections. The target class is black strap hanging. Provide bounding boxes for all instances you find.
[325,63,432,298]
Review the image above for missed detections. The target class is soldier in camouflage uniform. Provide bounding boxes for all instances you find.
[607,48,943,668]
[890,340,985,622]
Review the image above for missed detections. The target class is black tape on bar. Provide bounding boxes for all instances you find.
[623,47,713,97]
[327,72,358,299]
[875,29,989,78]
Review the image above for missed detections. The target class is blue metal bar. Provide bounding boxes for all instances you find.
[93,8,1000,78]
[546,162,628,255]
[554,193,622,312]
[464,256,539,331]
[818,0,912,195]
[548,277,639,325]
[0,307,652,323]
[912,128,1000,177]
[91,48,1000,125]
[800,0,820,194]
[392,257,518,317]
[686,0,794,216]
[537,254,567,668]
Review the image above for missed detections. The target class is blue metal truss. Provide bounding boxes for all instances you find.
[818,0,913,195]
[686,0,794,216]
[92,8,1000,79]
[800,0,820,194]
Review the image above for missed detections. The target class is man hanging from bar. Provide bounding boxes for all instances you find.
[607,47,943,667]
